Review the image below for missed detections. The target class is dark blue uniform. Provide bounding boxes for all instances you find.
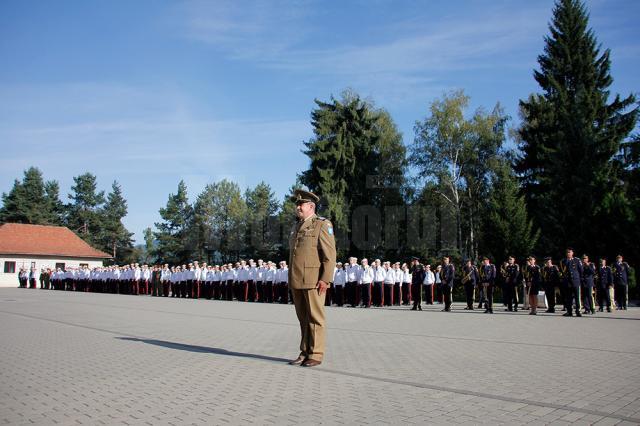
[560,257,583,316]
[542,264,560,312]
[503,263,520,312]
[612,261,630,310]
[597,265,613,311]
[479,263,496,313]
[462,264,479,310]
[441,263,455,312]
[581,262,596,314]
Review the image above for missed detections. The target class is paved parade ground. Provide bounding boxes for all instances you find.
[1,289,639,425]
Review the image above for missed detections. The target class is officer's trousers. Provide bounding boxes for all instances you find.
[582,286,595,312]
[442,285,452,311]
[483,284,494,311]
[615,284,627,309]
[402,283,411,305]
[544,283,556,311]
[565,285,582,315]
[292,288,327,361]
[393,283,401,306]
[464,282,475,309]
[597,286,611,310]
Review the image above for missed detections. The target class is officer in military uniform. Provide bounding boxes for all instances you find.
[410,257,425,311]
[479,257,496,313]
[503,257,520,312]
[287,189,336,368]
[581,255,596,315]
[612,255,630,310]
[542,257,560,313]
[597,258,613,312]
[560,248,583,317]
[441,256,455,312]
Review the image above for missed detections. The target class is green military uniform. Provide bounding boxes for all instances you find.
[288,190,336,363]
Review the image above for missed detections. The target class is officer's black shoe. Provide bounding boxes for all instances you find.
[591,310,596,314]
[576,312,582,317]
[563,312,572,317]
[484,309,490,313]
[489,309,493,314]
[514,308,518,312]
[418,306,422,311]
[607,308,611,312]
[598,308,603,312]
[477,304,482,309]
[411,306,417,311]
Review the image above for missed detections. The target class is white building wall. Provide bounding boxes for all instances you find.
[0,255,105,287]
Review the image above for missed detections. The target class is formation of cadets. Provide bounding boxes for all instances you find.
[19,248,632,315]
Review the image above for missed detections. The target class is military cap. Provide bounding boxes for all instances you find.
[291,189,320,204]
[544,256,552,261]
[411,256,420,261]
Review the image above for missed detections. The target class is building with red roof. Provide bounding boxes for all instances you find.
[0,223,111,287]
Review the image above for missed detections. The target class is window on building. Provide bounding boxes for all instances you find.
[55,262,65,270]
[4,262,16,274]
[79,263,88,268]
[31,262,36,268]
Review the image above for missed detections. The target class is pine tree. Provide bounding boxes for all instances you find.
[153,180,194,264]
[245,182,280,260]
[67,173,105,244]
[482,160,540,262]
[300,90,406,258]
[0,167,63,225]
[99,181,133,261]
[516,0,637,254]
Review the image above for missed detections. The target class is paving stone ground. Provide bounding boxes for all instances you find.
[0,288,639,425]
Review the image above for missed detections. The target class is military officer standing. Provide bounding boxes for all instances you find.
[597,258,613,312]
[410,257,424,310]
[581,255,596,315]
[479,257,496,313]
[441,256,455,312]
[542,257,560,313]
[612,255,630,310]
[560,248,584,317]
[288,189,336,368]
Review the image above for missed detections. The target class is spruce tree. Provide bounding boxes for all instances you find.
[516,0,637,254]
[99,181,133,261]
[67,173,105,244]
[154,180,194,264]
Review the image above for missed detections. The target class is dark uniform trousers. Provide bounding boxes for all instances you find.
[565,284,582,315]
[442,284,453,311]
[615,284,627,309]
[423,284,433,304]
[256,281,264,302]
[598,286,611,310]
[360,283,371,307]
[373,282,384,307]
[345,281,356,307]
[248,280,257,302]
[402,283,411,305]
[483,284,494,311]
[383,283,393,306]
[464,282,475,309]
[333,285,344,306]
[393,282,401,306]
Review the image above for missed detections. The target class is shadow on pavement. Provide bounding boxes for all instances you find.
[116,337,290,363]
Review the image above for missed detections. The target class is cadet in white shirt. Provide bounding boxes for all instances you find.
[359,258,374,308]
[372,259,386,307]
[345,257,360,307]
[333,263,346,306]
[393,262,402,306]
[401,263,412,305]
[277,261,289,304]
[383,262,395,307]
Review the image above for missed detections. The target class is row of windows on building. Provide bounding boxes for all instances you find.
[3,261,90,274]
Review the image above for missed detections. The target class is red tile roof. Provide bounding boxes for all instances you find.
[0,223,112,259]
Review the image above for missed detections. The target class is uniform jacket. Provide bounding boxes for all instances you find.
[288,214,337,290]
[560,257,583,287]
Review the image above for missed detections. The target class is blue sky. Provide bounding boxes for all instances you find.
[1,0,638,243]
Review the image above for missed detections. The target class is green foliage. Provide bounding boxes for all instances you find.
[300,90,406,258]
[153,180,194,264]
[481,159,540,262]
[245,182,280,260]
[0,167,63,225]
[66,172,106,245]
[411,90,509,260]
[98,181,133,262]
[516,0,638,256]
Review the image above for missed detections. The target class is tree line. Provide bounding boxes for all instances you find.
[1,0,638,273]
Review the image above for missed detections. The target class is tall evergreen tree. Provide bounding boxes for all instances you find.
[66,173,105,244]
[0,167,64,225]
[99,181,133,261]
[300,90,406,258]
[43,180,65,225]
[516,0,637,254]
[154,180,194,264]
[482,160,540,262]
[245,182,280,260]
